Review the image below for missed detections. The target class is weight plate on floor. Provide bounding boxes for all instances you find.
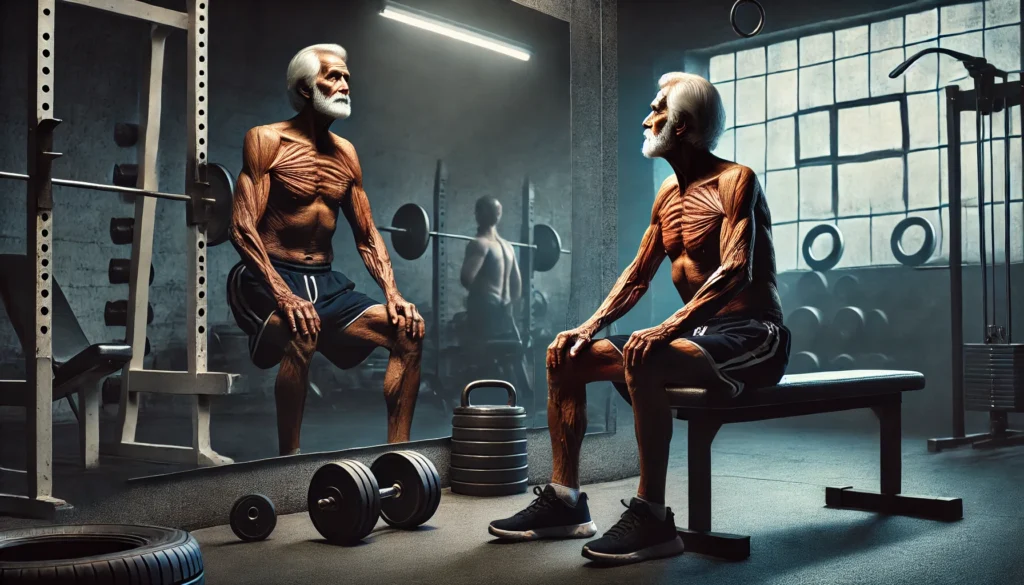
[450,453,528,470]
[450,465,529,484]
[452,414,527,429]
[865,309,889,342]
[832,274,862,305]
[830,354,857,370]
[859,353,894,370]
[831,306,866,345]
[372,451,440,530]
[451,479,529,497]
[308,460,380,545]
[788,306,824,345]
[451,427,527,442]
[451,440,528,456]
[787,351,820,374]
[229,493,277,542]
[795,271,829,304]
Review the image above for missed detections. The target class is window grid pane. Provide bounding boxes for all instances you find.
[695,0,1018,269]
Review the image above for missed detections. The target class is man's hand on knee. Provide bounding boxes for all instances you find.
[547,325,595,368]
[386,295,425,339]
[276,293,321,336]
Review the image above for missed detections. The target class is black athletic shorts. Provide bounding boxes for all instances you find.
[227,259,381,369]
[606,315,791,399]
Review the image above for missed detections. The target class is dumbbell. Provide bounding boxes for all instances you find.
[308,451,441,545]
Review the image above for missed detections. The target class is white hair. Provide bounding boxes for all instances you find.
[658,72,726,151]
[286,43,348,113]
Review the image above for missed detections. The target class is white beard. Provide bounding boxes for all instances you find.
[642,126,674,159]
[313,87,351,120]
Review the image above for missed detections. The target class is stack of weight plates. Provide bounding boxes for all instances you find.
[450,380,529,496]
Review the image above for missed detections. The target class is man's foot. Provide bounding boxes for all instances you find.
[488,485,598,541]
[581,498,684,565]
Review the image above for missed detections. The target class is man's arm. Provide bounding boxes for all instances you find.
[577,180,671,335]
[460,239,487,290]
[230,127,320,335]
[653,166,757,336]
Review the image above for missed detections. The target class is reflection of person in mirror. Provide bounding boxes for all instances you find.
[227,44,424,456]
[459,196,534,415]
[489,73,791,565]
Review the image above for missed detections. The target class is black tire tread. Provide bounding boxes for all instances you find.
[0,525,203,585]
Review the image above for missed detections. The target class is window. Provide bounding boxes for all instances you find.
[700,0,1022,271]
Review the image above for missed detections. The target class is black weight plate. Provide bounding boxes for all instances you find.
[891,216,936,267]
[451,479,529,497]
[452,414,527,429]
[206,163,236,247]
[832,274,862,305]
[390,203,431,260]
[532,224,562,272]
[451,440,528,456]
[452,427,527,442]
[372,451,434,529]
[865,309,889,342]
[452,405,526,416]
[787,351,820,374]
[831,306,866,344]
[795,271,829,304]
[830,354,857,370]
[307,461,380,544]
[400,451,442,525]
[859,353,894,370]
[229,494,277,542]
[802,224,844,272]
[787,306,824,345]
[450,453,528,470]
[450,465,529,484]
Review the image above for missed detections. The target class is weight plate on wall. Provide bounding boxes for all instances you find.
[890,216,936,267]
[802,224,844,272]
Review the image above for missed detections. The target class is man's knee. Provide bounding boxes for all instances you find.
[283,331,318,363]
[391,329,422,360]
[624,361,663,396]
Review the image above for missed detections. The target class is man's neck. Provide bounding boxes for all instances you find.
[663,146,715,190]
[291,106,336,148]
[477,226,498,238]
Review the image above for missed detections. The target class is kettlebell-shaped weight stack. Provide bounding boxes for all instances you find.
[450,380,529,496]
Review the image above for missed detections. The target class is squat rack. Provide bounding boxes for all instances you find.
[0,0,235,520]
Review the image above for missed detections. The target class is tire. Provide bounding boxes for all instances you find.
[0,524,204,584]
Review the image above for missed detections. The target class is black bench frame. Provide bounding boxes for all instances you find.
[673,391,964,561]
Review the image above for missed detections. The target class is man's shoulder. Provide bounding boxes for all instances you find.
[244,124,285,145]
[329,133,357,155]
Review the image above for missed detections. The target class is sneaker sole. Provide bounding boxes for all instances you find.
[488,521,598,541]
[581,535,685,565]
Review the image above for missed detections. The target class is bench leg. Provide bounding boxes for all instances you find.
[825,401,963,522]
[78,383,100,470]
[677,419,750,561]
[193,395,232,466]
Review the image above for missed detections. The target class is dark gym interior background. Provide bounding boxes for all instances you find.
[1,0,1023,458]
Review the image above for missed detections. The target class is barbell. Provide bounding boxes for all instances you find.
[377,203,571,272]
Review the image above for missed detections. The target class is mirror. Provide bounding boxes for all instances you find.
[202,0,571,461]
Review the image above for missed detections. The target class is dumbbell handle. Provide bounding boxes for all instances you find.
[317,484,402,510]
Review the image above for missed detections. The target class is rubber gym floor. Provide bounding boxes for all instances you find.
[191,425,1024,585]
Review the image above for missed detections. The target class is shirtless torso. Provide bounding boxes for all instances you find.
[463,235,519,307]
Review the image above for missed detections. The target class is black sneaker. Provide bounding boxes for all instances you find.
[488,485,598,541]
[581,498,684,565]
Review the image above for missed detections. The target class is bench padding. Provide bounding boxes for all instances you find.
[664,369,925,409]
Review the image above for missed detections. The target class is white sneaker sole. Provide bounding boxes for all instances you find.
[488,521,599,541]
[582,535,685,565]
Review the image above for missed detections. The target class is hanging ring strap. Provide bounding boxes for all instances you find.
[730,0,766,38]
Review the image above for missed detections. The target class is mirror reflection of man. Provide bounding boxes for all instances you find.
[227,43,424,456]
[460,196,534,415]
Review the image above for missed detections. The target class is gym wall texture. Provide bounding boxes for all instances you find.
[0,0,571,380]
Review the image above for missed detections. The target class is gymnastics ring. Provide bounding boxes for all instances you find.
[730,0,765,38]
[802,224,844,272]
[890,216,936,267]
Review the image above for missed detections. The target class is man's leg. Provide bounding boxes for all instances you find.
[257,316,318,456]
[548,340,625,489]
[624,339,729,505]
[487,339,623,541]
[320,305,422,443]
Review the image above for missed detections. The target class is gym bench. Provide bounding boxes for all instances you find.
[648,370,962,561]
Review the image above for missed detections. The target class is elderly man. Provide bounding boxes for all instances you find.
[488,72,790,565]
[227,44,424,456]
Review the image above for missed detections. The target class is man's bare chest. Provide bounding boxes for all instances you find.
[661,183,725,259]
[269,142,355,202]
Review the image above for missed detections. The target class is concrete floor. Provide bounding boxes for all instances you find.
[191,426,1024,585]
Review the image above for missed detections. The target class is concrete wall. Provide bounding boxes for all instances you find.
[0,0,570,399]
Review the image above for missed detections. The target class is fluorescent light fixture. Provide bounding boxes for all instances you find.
[380,1,532,62]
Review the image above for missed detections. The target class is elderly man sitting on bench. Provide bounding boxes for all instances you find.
[488,72,791,565]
